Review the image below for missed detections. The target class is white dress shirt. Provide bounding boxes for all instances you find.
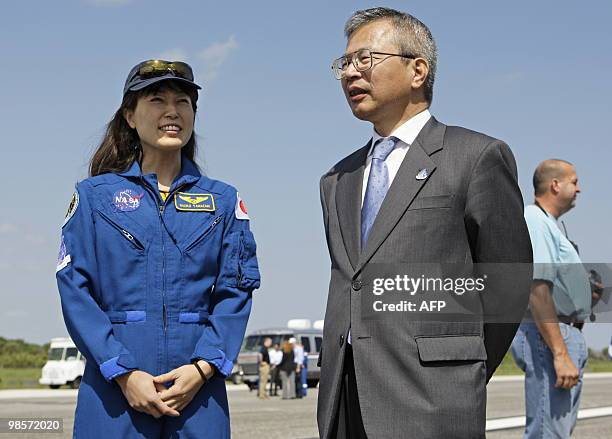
[361,109,432,205]
[269,349,282,366]
[349,109,432,345]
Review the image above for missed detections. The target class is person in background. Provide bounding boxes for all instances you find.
[258,337,272,400]
[511,159,592,438]
[292,338,305,399]
[299,346,309,398]
[278,340,296,399]
[269,342,282,396]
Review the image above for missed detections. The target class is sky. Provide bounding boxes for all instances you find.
[1,0,611,350]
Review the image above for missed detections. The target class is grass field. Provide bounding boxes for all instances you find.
[494,352,612,376]
[1,356,610,389]
[0,368,43,389]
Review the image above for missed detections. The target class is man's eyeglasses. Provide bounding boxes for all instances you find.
[137,60,194,81]
[331,49,415,80]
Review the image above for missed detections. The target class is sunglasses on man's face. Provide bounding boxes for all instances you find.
[137,60,194,81]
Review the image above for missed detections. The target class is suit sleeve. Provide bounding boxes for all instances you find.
[320,175,331,250]
[56,182,139,381]
[464,141,533,381]
[318,175,333,368]
[190,187,261,376]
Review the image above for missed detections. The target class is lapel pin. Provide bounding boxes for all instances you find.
[416,168,430,180]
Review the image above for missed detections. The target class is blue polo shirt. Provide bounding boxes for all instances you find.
[524,204,591,320]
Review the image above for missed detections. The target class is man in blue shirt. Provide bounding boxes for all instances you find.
[511,159,591,438]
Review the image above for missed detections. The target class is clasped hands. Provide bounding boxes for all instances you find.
[116,360,214,418]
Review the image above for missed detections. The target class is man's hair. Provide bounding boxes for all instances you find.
[344,7,437,104]
[533,159,574,196]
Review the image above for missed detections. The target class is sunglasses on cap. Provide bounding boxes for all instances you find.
[123,59,201,96]
[137,60,194,81]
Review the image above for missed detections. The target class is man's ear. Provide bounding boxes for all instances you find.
[123,109,136,129]
[411,58,429,90]
[550,179,560,195]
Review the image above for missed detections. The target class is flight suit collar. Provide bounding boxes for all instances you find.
[118,154,201,188]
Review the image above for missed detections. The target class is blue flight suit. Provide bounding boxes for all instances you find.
[56,156,260,438]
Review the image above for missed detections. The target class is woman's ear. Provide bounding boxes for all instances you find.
[123,108,136,129]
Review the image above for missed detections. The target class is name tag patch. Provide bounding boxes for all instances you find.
[174,192,216,212]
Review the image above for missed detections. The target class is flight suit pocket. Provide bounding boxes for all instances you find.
[183,215,224,253]
[95,210,146,252]
[415,335,487,362]
[236,230,261,290]
[93,210,148,309]
[180,216,225,311]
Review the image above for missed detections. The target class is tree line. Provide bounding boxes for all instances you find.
[0,337,49,368]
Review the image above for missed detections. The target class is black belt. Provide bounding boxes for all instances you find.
[557,315,584,330]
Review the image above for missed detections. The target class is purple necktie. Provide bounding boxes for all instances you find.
[361,137,397,249]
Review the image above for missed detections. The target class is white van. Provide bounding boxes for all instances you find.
[39,337,85,389]
[235,326,323,389]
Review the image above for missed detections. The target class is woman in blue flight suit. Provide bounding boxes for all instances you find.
[56,60,260,438]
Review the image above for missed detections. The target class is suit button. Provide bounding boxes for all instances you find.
[351,279,362,291]
[339,334,345,347]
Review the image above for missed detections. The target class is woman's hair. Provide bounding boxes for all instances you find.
[89,80,199,177]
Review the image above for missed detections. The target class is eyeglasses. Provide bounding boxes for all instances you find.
[331,49,415,80]
[137,60,194,81]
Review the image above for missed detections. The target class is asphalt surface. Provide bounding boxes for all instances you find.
[0,376,610,438]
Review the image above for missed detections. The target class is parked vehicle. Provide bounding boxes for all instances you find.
[39,337,85,389]
[234,324,323,390]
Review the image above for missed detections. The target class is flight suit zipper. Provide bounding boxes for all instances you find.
[96,210,145,251]
[184,215,223,253]
[140,176,186,373]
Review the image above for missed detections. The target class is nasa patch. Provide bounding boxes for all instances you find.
[113,189,144,212]
[235,193,250,220]
[62,191,79,227]
[56,235,71,273]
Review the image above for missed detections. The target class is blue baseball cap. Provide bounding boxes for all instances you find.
[123,60,202,96]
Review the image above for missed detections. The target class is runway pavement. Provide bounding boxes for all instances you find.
[0,375,610,438]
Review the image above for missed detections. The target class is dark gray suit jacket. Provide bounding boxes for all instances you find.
[317,117,533,438]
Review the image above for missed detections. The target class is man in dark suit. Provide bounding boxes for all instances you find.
[317,7,533,438]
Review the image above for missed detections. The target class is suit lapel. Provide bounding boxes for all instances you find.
[357,117,446,272]
[335,143,370,270]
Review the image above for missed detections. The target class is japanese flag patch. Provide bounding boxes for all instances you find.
[235,193,250,220]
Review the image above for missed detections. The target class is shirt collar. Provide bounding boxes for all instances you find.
[369,109,432,155]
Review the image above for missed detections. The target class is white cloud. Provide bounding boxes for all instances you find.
[157,48,188,62]
[0,223,18,234]
[86,0,131,6]
[197,35,239,81]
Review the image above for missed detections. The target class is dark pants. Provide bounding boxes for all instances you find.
[269,366,279,395]
[330,345,368,439]
[295,368,302,398]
